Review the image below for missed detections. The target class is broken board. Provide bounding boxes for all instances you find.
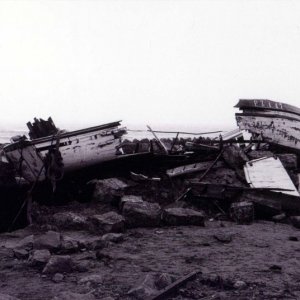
[244,156,300,197]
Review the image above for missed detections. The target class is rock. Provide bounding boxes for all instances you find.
[119,195,143,210]
[0,247,14,260]
[0,294,20,300]
[34,231,61,252]
[60,236,80,254]
[13,249,29,260]
[29,249,51,268]
[52,291,95,300]
[79,274,103,286]
[95,250,112,261]
[289,236,298,241]
[42,255,74,274]
[101,233,124,243]
[162,208,205,226]
[269,264,282,273]
[122,201,161,228]
[127,274,157,299]
[91,178,128,203]
[233,280,247,289]
[272,213,286,223]
[88,212,125,233]
[52,212,88,230]
[230,201,254,224]
[52,273,64,283]
[74,260,91,273]
[213,233,232,244]
[88,239,108,250]
[165,201,189,209]
[15,235,34,251]
[291,216,300,229]
[155,273,174,290]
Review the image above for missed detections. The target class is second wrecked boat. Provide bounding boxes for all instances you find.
[235,99,300,152]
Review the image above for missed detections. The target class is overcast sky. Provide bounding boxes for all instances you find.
[1,0,300,132]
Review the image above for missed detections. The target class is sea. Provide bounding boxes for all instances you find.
[0,126,233,144]
[0,130,27,144]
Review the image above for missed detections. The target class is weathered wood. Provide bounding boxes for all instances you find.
[197,150,224,182]
[235,99,300,151]
[4,121,127,174]
[147,125,168,154]
[235,99,300,116]
[170,132,180,152]
[147,270,201,300]
[189,181,293,192]
[244,156,300,197]
[167,160,225,178]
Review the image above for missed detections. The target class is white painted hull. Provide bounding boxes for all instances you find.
[3,121,127,181]
[236,113,300,150]
[35,126,123,172]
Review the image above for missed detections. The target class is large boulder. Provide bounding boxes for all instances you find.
[28,249,51,268]
[13,249,29,260]
[88,212,125,233]
[291,216,300,229]
[119,195,143,210]
[122,201,161,228]
[90,178,128,203]
[60,236,80,254]
[15,235,34,251]
[33,231,61,252]
[42,255,74,274]
[52,212,88,230]
[162,208,205,226]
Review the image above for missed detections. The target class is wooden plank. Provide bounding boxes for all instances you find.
[197,150,224,182]
[235,99,300,116]
[244,156,300,197]
[167,161,225,178]
[147,125,168,154]
[147,270,201,300]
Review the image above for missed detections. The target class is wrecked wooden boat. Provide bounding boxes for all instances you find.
[2,118,127,182]
[235,99,300,152]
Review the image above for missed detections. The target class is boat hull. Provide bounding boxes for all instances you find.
[3,121,127,180]
[235,99,300,152]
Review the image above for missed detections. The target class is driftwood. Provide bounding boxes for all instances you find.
[147,270,201,300]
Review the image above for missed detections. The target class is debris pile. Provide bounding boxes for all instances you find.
[1,99,300,299]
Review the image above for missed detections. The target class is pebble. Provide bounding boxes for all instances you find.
[233,280,247,289]
[52,273,64,283]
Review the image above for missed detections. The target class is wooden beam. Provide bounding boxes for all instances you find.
[147,125,168,154]
[147,270,201,300]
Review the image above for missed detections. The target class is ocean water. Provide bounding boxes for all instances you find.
[0,126,232,144]
[0,130,27,144]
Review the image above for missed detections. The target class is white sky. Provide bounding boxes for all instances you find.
[1,0,300,132]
